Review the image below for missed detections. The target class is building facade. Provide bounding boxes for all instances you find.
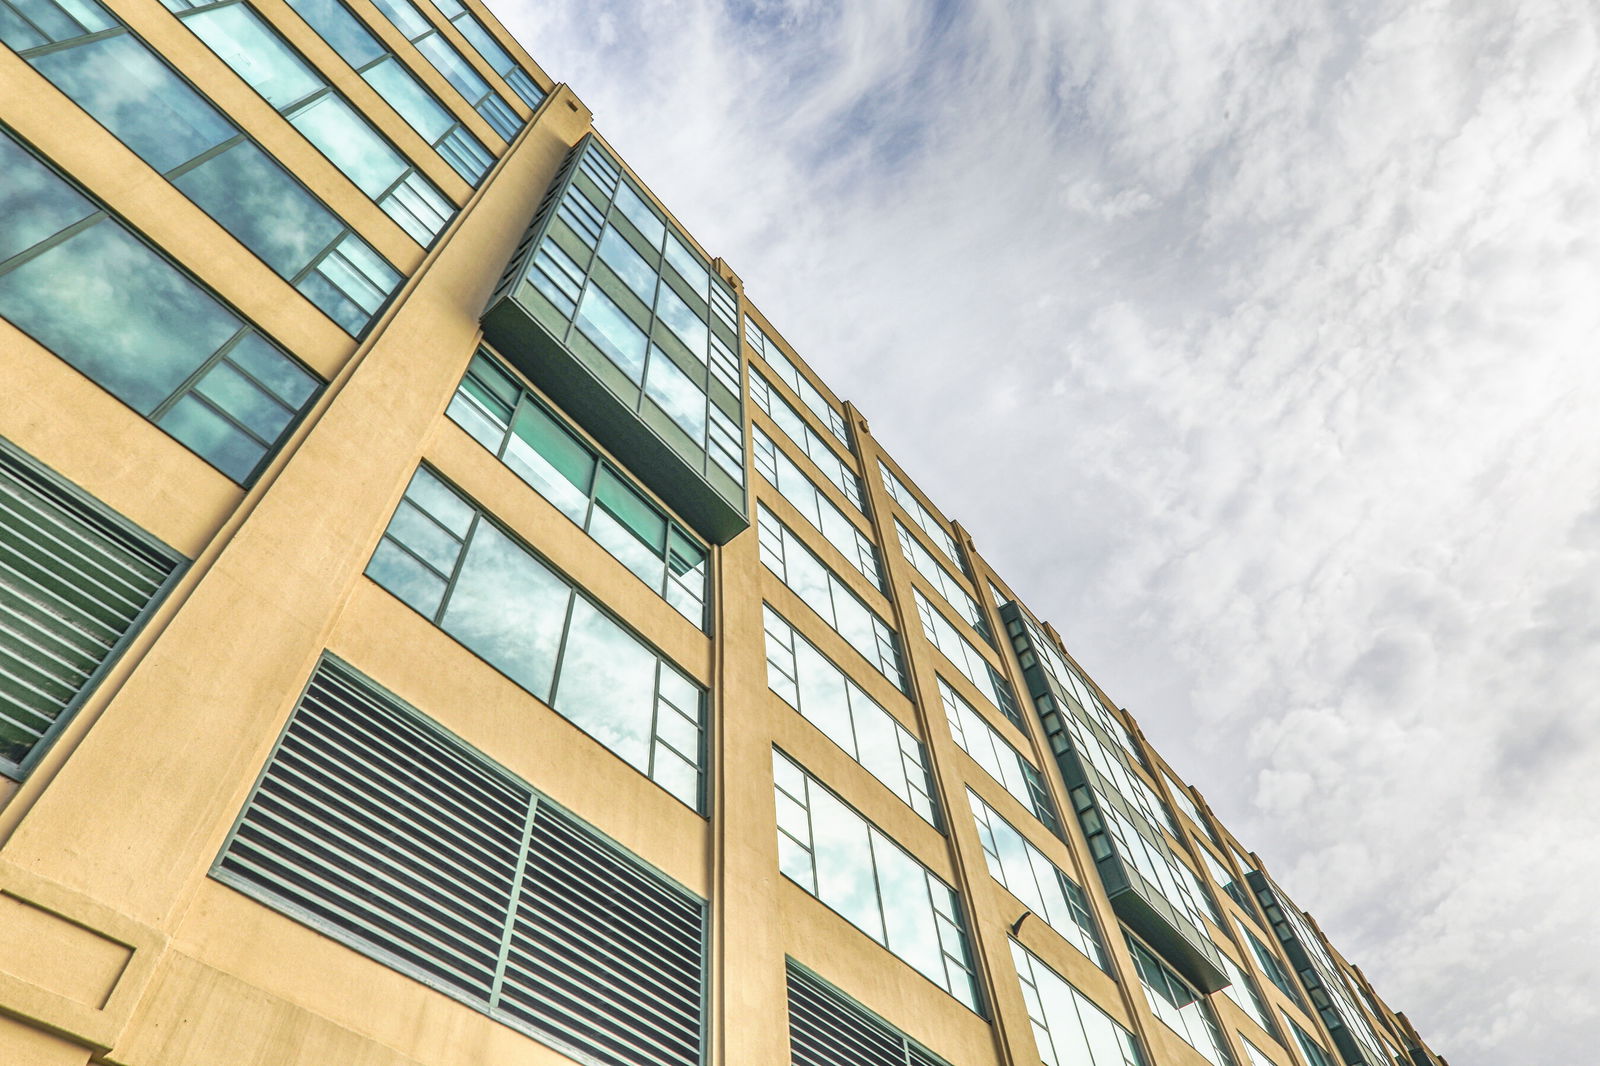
[0,1,1447,1064]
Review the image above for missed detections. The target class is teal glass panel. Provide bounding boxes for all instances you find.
[503,401,592,523]
[364,56,451,139]
[0,133,94,262]
[184,3,322,108]
[573,286,647,383]
[28,33,234,171]
[597,225,656,305]
[0,221,238,412]
[284,0,383,67]
[643,347,707,443]
[288,93,407,198]
[172,139,343,276]
[156,393,263,480]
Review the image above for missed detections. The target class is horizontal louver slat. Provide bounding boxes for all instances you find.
[215,658,706,1066]
[786,964,953,1066]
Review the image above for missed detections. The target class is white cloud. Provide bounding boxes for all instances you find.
[501,1,1600,1061]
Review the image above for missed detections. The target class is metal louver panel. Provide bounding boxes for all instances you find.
[787,963,950,1066]
[0,444,178,776]
[215,657,707,1066]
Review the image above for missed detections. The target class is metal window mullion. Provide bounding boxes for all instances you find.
[427,511,479,624]
[14,22,124,59]
[540,590,579,710]
[486,792,539,1010]
[0,209,113,279]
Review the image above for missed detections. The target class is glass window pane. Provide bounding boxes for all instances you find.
[363,55,451,139]
[173,139,344,277]
[414,30,488,97]
[286,0,383,65]
[503,401,592,523]
[553,598,656,768]
[225,332,317,406]
[611,182,664,248]
[30,33,235,172]
[288,94,407,199]
[870,834,943,980]
[184,4,323,108]
[0,133,95,262]
[643,347,706,443]
[807,784,883,942]
[661,233,708,295]
[156,393,263,479]
[0,221,238,413]
[654,283,707,360]
[594,467,666,551]
[439,521,569,697]
[596,225,656,305]
[792,640,855,755]
[366,538,445,616]
[574,285,647,383]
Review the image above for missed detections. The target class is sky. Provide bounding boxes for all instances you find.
[499,2,1600,1062]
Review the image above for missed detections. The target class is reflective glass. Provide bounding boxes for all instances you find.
[414,31,487,96]
[0,134,94,262]
[554,598,656,768]
[29,33,234,172]
[156,393,261,480]
[286,0,383,65]
[872,834,943,977]
[807,782,884,941]
[364,56,450,138]
[185,3,321,108]
[288,94,407,198]
[655,283,708,359]
[644,348,707,443]
[662,233,709,295]
[172,139,342,276]
[0,221,238,412]
[597,225,655,305]
[440,521,569,696]
[613,182,664,248]
[574,286,647,382]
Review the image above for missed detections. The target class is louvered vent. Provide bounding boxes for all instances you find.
[787,963,950,1066]
[0,444,178,775]
[216,658,707,1066]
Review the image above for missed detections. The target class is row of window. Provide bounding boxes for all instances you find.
[752,425,880,589]
[0,128,323,481]
[161,0,455,244]
[749,368,864,511]
[446,350,710,628]
[367,0,523,138]
[284,0,495,183]
[3,0,403,336]
[743,318,850,446]
[365,465,705,808]
[915,588,1019,724]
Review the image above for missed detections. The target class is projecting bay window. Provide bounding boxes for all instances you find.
[447,351,709,628]
[284,0,494,183]
[772,749,981,1012]
[757,505,904,693]
[762,606,936,824]
[939,677,1059,833]
[365,465,705,809]
[753,425,880,589]
[0,131,322,482]
[967,789,1105,968]
[1010,940,1146,1066]
[0,442,184,778]
[215,657,707,1066]
[483,138,745,542]
[1,1,402,335]
[160,0,455,244]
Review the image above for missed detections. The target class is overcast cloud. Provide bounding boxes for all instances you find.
[502,1,1600,1061]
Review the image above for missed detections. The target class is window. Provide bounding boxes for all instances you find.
[1182,858,1225,925]
[748,369,863,510]
[895,517,989,641]
[878,461,962,568]
[366,0,520,137]
[967,790,1104,968]
[1164,770,1220,843]
[284,0,493,183]
[743,320,848,445]
[939,678,1058,832]
[365,465,704,808]
[446,351,709,628]
[763,606,936,824]
[160,0,454,244]
[2,2,401,335]
[426,0,543,107]
[752,426,879,588]
[787,962,950,1066]
[1125,932,1236,1066]
[1239,920,1304,1008]
[0,130,321,481]
[1200,845,1256,914]
[757,505,904,692]
[773,750,980,1011]
[1010,940,1145,1066]
[1218,950,1277,1037]
[914,590,1017,723]
[214,657,706,1066]
[0,441,184,778]
[1281,1012,1336,1066]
